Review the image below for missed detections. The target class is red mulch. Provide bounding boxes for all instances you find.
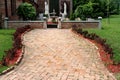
[8,49,22,65]
[93,40,120,73]
[73,30,120,73]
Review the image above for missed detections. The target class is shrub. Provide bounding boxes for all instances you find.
[69,13,75,20]
[17,2,36,20]
[75,1,94,20]
[73,0,118,18]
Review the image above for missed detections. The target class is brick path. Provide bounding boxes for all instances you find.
[0,29,116,80]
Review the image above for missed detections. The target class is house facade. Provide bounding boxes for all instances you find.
[0,0,23,19]
[0,0,72,20]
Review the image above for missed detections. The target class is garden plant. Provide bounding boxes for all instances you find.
[17,2,36,20]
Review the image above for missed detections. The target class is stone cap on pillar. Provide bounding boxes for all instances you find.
[4,17,8,20]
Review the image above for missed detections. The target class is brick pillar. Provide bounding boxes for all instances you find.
[0,13,2,28]
[11,0,16,15]
[4,0,8,17]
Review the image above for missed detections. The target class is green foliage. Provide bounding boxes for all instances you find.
[73,0,119,19]
[115,73,120,80]
[0,66,8,73]
[0,29,15,60]
[43,14,48,17]
[75,1,94,20]
[73,0,89,11]
[17,2,36,20]
[69,12,76,20]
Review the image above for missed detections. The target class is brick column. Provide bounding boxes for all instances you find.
[4,0,8,17]
[11,0,16,15]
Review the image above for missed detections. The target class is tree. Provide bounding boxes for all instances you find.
[17,2,36,20]
[74,1,94,20]
[73,0,89,11]
[73,0,118,19]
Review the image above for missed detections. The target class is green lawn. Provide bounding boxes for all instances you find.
[85,15,120,64]
[0,29,15,60]
[0,29,15,73]
[0,66,8,73]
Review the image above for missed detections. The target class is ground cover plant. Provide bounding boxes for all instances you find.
[17,2,36,20]
[0,30,15,60]
[0,25,32,74]
[0,29,15,73]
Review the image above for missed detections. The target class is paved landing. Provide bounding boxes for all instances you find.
[0,29,116,80]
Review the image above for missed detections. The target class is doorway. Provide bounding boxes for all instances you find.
[49,0,59,16]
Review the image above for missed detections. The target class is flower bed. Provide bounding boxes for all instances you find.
[0,25,32,75]
[72,24,120,73]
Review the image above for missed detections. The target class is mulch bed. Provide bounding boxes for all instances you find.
[8,49,22,65]
[0,25,32,75]
[72,30,120,73]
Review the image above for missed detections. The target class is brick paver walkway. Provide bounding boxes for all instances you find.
[0,29,116,80]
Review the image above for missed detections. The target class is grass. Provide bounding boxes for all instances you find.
[0,29,15,60]
[115,73,120,80]
[85,15,120,64]
[0,29,15,73]
[0,66,8,73]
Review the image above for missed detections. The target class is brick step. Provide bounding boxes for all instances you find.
[47,24,57,28]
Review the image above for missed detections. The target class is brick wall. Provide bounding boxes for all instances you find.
[0,0,22,19]
[5,20,100,29]
[0,0,6,17]
[61,21,100,29]
[7,21,44,29]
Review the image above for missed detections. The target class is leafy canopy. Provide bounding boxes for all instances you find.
[72,0,118,20]
[75,1,94,20]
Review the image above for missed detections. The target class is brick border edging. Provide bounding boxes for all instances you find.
[0,30,30,76]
